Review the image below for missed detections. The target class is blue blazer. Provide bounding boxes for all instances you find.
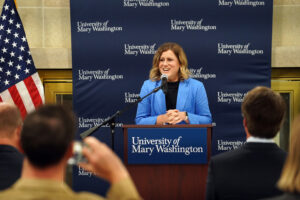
[135,78,212,124]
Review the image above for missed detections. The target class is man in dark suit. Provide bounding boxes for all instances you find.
[206,86,287,200]
[0,103,23,190]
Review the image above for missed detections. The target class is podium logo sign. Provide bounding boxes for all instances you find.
[128,128,207,164]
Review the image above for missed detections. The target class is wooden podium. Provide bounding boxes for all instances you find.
[123,124,212,200]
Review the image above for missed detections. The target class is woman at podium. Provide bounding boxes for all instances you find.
[135,42,212,125]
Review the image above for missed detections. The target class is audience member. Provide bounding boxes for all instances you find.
[262,115,300,200]
[0,104,141,200]
[0,103,23,190]
[206,86,287,200]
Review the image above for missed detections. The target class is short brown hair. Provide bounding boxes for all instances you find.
[149,42,190,81]
[21,104,76,168]
[277,115,300,193]
[0,103,22,138]
[241,86,286,138]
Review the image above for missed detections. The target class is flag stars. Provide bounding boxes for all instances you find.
[14,74,19,80]
[19,46,25,51]
[26,59,31,65]
[4,4,9,11]
[8,60,13,67]
[0,3,38,90]
[1,15,7,21]
[6,28,11,34]
[12,42,17,48]
[6,70,11,76]
[2,47,7,53]
[16,64,21,70]
[4,38,10,44]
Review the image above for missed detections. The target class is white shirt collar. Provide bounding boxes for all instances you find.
[247,136,275,143]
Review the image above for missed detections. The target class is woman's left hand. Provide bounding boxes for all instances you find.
[166,109,186,124]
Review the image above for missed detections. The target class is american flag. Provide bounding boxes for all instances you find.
[0,0,44,118]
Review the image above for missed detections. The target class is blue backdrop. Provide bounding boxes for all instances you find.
[70,0,273,195]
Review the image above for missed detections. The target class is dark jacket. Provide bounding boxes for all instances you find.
[0,145,23,190]
[206,142,287,200]
[261,193,300,200]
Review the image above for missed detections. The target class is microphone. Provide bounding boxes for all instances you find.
[161,74,168,95]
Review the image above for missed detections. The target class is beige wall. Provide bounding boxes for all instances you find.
[273,0,300,67]
[0,0,71,69]
[0,0,299,69]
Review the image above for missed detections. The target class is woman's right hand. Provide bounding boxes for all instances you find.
[156,113,169,125]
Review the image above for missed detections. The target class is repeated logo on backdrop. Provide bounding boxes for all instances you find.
[77,21,123,33]
[217,139,245,151]
[124,92,140,103]
[218,43,264,56]
[218,0,265,7]
[78,117,123,129]
[189,68,216,80]
[78,166,94,177]
[123,0,170,8]
[124,44,157,56]
[217,91,247,105]
[71,0,272,160]
[171,19,217,32]
[77,69,124,81]
[71,0,272,195]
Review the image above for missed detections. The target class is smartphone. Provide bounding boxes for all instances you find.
[68,141,87,165]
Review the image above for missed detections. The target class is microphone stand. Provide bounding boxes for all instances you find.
[79,84,164,151]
